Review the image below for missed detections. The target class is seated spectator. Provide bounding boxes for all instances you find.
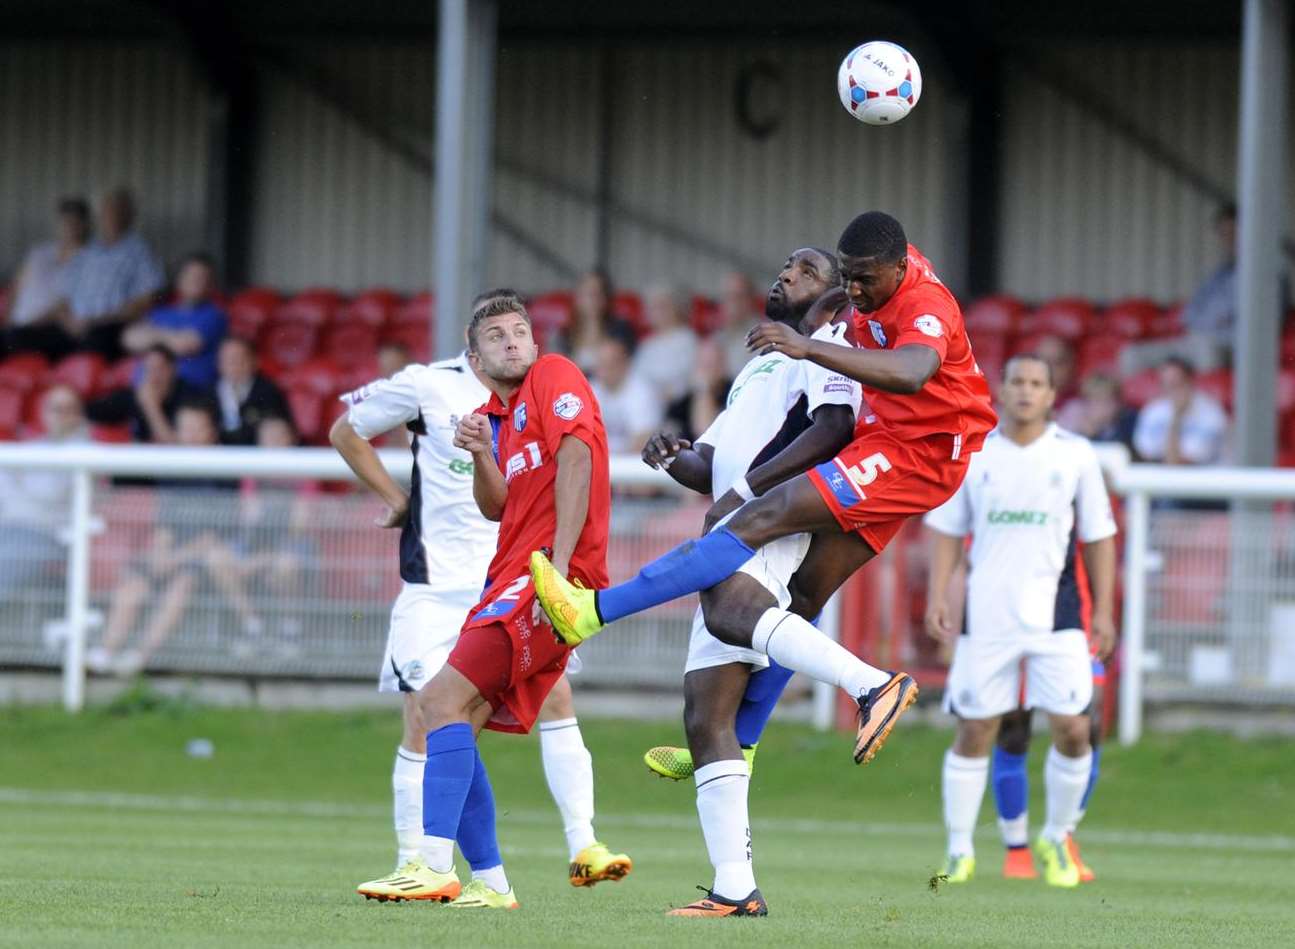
[60,187,165,360]
[86,398,237,677]
[207,414,321,658]
[86,343,205,445]
[634,283,700,403]
[556,269,636,375]
[713,271,763,378]
[1057,373,1137,450]
[0,385,91,601]
[214,336,290,445]
[121,252,227,387]
[1034,334,1078,416]
[665,336,730,444]
[1133,357,1229,465]
[377,340,414,378]
[1121,205,1239,376]
[590,325,663,454]
[2,197,90,360]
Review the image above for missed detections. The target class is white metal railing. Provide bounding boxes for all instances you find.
[1114,465,1295,744]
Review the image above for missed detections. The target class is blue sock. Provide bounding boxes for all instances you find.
[596,528,755,624]
[421,723,477,841]
[991,746,1029,824]
[1080,744,1101,812]
[734,659,795,746]
[455,748,502,871]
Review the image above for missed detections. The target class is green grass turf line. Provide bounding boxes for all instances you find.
[0,702,1290,947]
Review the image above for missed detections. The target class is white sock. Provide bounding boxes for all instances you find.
[1067,808,1085,836]
[392,746,426,866]
[1043,746,1092,843]
[943,751,989,857]
[695,760,756,900]
[472,865,510,893]
[539,718,597,859]
[999,811,1029,849]
[419,835,455,874]
[751,608,890,697]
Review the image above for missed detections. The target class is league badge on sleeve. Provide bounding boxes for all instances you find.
[514,402,528,432]
[553,393,584,421]
[914,314,943,338]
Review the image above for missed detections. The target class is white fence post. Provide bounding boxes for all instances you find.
[61,467,93,713]
[812,590,843,731]
[1118,490,1150,746]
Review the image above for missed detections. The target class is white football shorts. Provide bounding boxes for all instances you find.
[942,629,1093,719]
[684,530,812,674]
[378,583,477,693]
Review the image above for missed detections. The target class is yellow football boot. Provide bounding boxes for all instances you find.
[446,879,519,909]
[530,551,604,646]
[943,854,976,884]
[356,859,461,902]
[568,842,633,887]
[644,744,759,781]
[1034,834,1081,888]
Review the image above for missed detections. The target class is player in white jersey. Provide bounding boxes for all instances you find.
[924,354,1117,889]
[640,248,862,917]
[330,304,627,898]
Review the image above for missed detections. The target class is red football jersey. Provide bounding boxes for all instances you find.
[851,244,997,453]
[475,353,611,591]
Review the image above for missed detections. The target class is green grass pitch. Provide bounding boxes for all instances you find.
[0,696,1290,948]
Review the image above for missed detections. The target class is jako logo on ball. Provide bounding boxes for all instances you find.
[837,40,922,126]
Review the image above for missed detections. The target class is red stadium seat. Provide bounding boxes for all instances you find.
[227,287,281,340]
[90,424,132,444]
[0,387,24,432]
[1077,336,1126,377]
[381,325,431,363]
[689,295,722,335]
[274,289,345,328]
[0,353,50,391]
[969,332,1010,368]
[1147,303,1183,338]
[278,358,341,396]
[338,289,402,329]
[261,322,320,369]
[47,352,106,398]
[1025,298,1091,338]
[528,292,574,338]
[322,323,380,371]
[963,295,1025,335]
[392,292,435,329]
[1102,298,1162,339]
[100,358,138,392]
[1121,368,1161,408]
[286,388,325,443]
[612,291,646,334]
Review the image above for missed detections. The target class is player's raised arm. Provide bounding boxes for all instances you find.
[454,412,507,521]
[747,320,939,395]
[551,435,593,579]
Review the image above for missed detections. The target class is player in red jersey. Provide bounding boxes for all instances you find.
[385,292,627,910]
[533,211,998,773]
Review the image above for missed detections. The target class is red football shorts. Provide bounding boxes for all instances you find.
[447,574,570,735]
[808,426,971,554]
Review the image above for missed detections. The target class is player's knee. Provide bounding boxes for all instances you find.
[683,696,731,757]
[954,717,998,757]
[1052,716,1091,756]
[728,491,787,549]
[698,588,748,647]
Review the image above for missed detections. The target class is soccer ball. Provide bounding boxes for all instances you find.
[837,41,922,126]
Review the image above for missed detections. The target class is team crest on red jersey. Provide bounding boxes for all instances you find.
[868,320,888,347]
[514,402,528,431]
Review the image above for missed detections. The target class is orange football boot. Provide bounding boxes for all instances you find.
[1002,847,1038,879]
[854,672,919,764]
[667,887,768,918]
[1067,835,1095,882]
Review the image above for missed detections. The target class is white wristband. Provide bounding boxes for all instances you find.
[732,476,756,502]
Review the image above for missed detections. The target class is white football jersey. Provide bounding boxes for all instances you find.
[698,321,862,496]
[340,353,499,597]
[924,424,1117,638]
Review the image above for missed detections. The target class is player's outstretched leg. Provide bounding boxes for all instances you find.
[942,717,997,884]
[668,665,767,918]
[537,677,632,887]
[993,709,1037,880]
[532,474,839,645]
[645,659,793,781]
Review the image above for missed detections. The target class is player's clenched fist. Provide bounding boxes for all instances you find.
[454,412,492,455]
[747,320,811,359]
[641,430,690,470]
